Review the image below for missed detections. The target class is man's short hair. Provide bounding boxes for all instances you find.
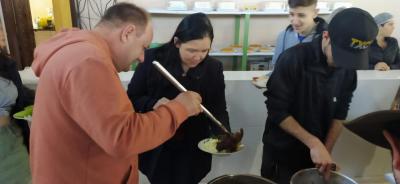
[288,0,317,8]
[98,3,149,29]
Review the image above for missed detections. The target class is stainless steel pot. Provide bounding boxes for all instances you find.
[290,168,358,184]
[208,174,277,184]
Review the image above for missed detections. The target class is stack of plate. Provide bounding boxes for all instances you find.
[193,1,213,12]
[167,1,188,11]
[263,1,285,12]
[217,2,238,12]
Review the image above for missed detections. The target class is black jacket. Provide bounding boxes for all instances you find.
[127,46,230,181]
[0,54,35,151]
[368,37,400,69]
[263,38,357,155]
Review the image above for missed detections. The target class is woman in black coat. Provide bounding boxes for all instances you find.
[127,13,230,184]
[369,12,400,70]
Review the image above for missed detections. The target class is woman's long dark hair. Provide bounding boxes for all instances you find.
[154,12,214,68]
[0,47,35,152]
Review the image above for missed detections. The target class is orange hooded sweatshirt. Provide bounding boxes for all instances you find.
[30,29,189,184]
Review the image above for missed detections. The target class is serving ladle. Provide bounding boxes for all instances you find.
[152,61,243,152]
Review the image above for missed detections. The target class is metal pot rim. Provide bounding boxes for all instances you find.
[290,168,358,184]
[208,174,277,184]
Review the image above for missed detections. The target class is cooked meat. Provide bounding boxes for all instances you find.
[216,128,244,152]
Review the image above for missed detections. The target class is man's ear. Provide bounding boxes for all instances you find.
[121,24,136,43]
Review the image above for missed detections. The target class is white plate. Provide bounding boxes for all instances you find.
[198,138,244,156]
[251,75,269,89]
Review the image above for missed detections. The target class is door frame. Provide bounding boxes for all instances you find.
[1,0,35,69]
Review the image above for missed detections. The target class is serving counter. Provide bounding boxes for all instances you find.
[20,68,398,183]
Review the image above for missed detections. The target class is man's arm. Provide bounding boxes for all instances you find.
[330,69,357,153]
[280,116,334,173]
[63,59,198,158]
[324,119,344,153]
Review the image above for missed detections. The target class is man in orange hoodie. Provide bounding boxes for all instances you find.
[30,3,202,184]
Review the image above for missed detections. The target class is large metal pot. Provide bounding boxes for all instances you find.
[290,168,358,184]
[208,174,277,184]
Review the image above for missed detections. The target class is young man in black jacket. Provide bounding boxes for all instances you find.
[261,8,378,184]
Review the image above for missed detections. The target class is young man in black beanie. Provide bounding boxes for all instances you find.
[261,8,378,184]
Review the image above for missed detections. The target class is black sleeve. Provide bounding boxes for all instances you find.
[392,51,400,69]
[334,70,357,120]
[368,46,378,70]
[390,39,400,69]
[8,61,34,113]
[206,60,231,135]
[264,51,299,126]
[7,61,34,152]
[126,54,158,113]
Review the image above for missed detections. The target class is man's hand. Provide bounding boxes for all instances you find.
[375,62,390,71]
[309,138,336,180]
[279,116,337,180]
[174,91,202,116]
[153,97,170,109]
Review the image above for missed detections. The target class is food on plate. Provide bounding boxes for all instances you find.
[220,47,235,52]
[230,44,242,48]
[202,138,220,153]
[247,47,256,53]
[216,128,244,152]
[260,47,272,52]
[249,44,261,47]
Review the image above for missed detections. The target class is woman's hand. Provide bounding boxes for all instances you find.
[375,62,391,71]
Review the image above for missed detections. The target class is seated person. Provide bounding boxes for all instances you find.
[369,12,400,70]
